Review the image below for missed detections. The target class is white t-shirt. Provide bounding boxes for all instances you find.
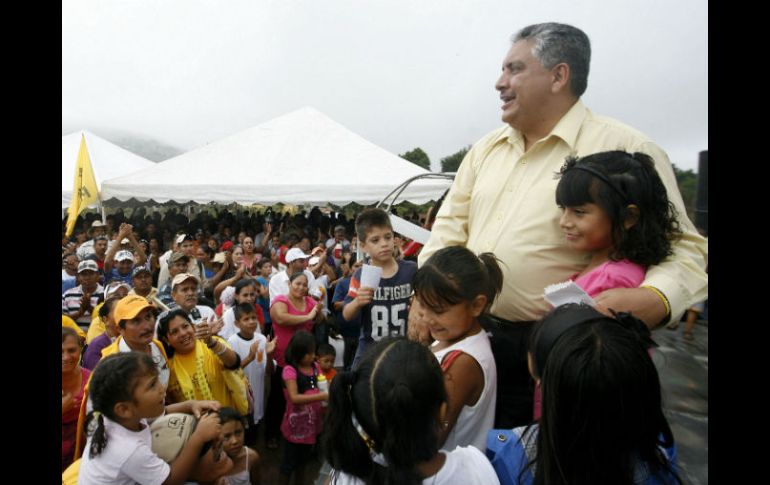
[78,416,170,485]
[117,338,171,388]
[268,269,321,303]
[330,446,500,485]
[227,332,269,423]
[432,330,497,452]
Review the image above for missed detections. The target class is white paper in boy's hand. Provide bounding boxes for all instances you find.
[543,280,596,307]
[359,264,383,289]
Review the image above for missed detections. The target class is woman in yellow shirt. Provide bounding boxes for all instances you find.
[157,308,250,416]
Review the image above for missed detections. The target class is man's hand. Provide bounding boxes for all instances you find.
[593,287,667,329]
[80,293,93,312]
[407,298,433,346]
[118,223,133,238]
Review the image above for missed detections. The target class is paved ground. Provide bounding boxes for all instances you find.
[250,319,709,485]
[652,318,709,485]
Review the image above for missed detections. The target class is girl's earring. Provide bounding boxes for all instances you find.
[441,420,449,430]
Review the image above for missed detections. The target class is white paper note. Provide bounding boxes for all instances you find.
[359,264,383,289]
[543,280,596,307]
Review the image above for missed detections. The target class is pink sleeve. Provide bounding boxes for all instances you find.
[271,294,289,309]
[576,261,646,297]
[282,365,298,382]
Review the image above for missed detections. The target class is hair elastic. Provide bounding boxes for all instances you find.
[560,161,628,203]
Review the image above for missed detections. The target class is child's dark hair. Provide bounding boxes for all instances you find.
[233,302,257,321]
[413,245,503,313]
[284,330,317,369]
[525,303,681,485]
[98,295,121,320]
[355,208,392,242]
[156,308,193,358]
[85,352,159,458]
[317,343,336,358]
[322,338,446,485]
[219,406,246,428]
[234,278,257,295]
[257,258,273,269]
[555,151,682,267]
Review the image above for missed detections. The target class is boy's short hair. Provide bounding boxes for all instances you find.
[355,208,392,242]
[317,343,336,357]
[233,302,257,321]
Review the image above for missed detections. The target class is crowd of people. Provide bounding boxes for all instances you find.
[62,22,706,485]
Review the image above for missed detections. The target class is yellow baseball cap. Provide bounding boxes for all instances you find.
[114,294,156,322]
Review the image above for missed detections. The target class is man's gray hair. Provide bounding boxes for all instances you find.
[513,23,591,97]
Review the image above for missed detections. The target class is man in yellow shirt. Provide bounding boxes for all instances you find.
[416,22,707,428]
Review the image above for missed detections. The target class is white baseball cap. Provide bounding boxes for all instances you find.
[77,260,99,273]
[115,250,135,262]
[285,248,310,263]
[171,272,200,290]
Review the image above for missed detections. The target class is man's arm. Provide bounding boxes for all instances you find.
[124,224,147,267]
[594,142,708,327]
[417,147,478,266]
[103,229,125,274]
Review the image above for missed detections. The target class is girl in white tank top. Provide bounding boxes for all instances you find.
[219,407,259,485]
[413,246,504,452]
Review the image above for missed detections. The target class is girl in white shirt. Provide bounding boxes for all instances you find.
[322,338,500,485]
[413,246,502,451]
[78,352,222,485]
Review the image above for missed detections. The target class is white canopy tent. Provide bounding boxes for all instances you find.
[62,130,156,209]
[101,107,452,206]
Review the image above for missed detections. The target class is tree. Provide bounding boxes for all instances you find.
[440,145,471,172]
[399,147,431,170]
[672,163,697,220]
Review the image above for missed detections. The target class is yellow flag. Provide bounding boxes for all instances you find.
[65,134,99,236]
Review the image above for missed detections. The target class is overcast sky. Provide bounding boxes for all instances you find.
[62,0,708,172]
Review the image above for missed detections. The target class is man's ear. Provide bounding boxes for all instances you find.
[624,204,640,230]
[551,63,570,94]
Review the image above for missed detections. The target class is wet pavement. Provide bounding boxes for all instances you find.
[652,318,708,485]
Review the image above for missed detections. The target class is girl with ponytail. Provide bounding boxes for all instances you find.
[412,246,503,451]
[322,337,500,485]
[78,352,223,485]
